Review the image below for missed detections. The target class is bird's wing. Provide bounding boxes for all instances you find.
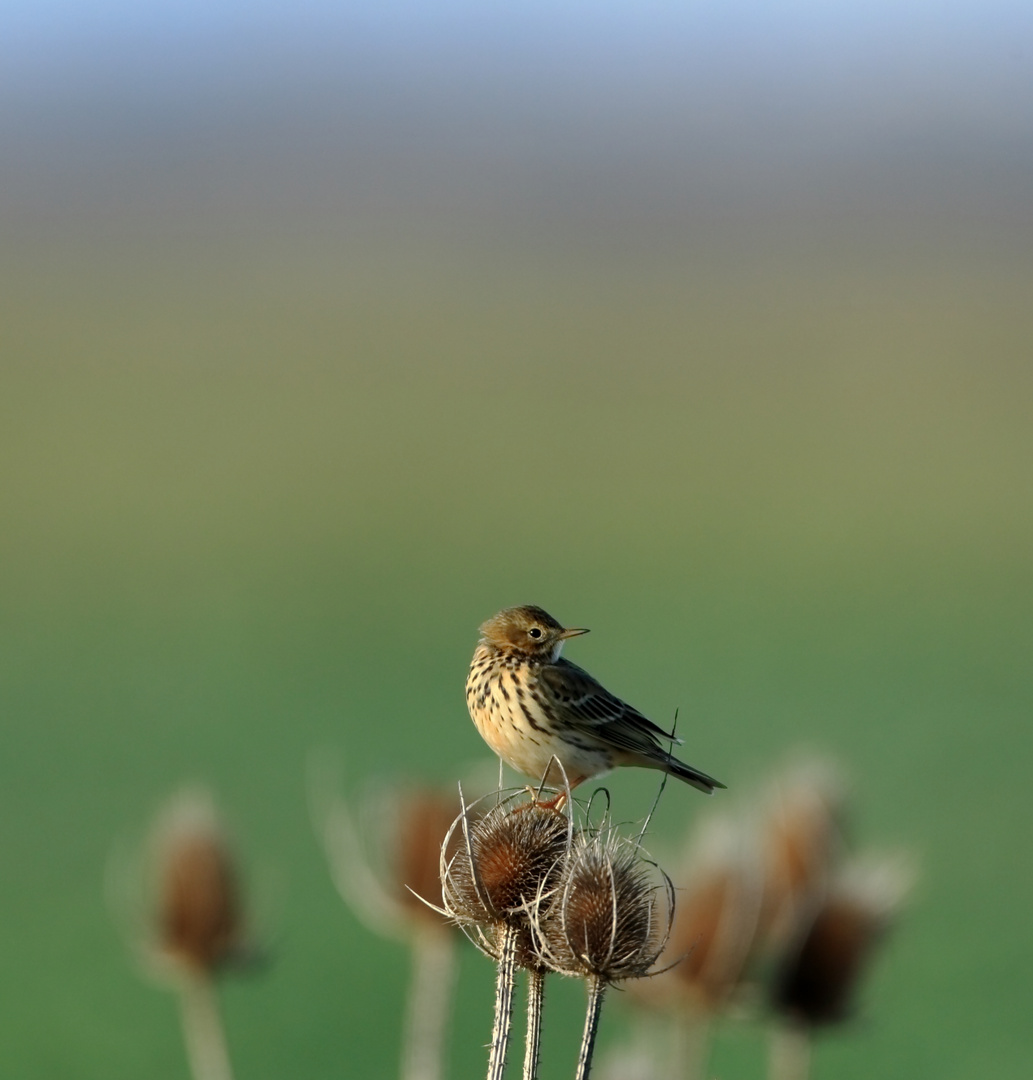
[539,659,683,754]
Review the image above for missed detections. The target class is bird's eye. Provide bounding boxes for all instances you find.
[528,627,543,639]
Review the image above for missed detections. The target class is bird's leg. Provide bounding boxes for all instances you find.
[510,785,555,813]
[531,790,568,812]
[515,774,585,813]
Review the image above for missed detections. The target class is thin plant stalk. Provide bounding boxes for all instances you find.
[769,1024,812,1080]
[670,1013,713,1080]
[575,974,608,1080]
[488,923,519,1080]
[178,973,234,1080]
[402,928,457,1080]
[522,968,546,1080]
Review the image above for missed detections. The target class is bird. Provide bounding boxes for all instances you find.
[465,605,724,801]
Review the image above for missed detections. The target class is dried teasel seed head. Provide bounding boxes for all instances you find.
[534,828,673,983]
[393,788,466,930]
[152,789,244,976]
[638,815,765,1013]
[770,854,913,1027]
[442,798,571,930]
[309,759,471,941]
[757,759,846,951]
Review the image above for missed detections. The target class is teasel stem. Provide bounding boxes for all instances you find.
[672,1014,713,1080]
[402,927,456,1080]
[178,972,234,1080]
[487,922,519,1080]
[522,968,546,1080]
[768,1024,811,1080]
[574,974,607,1080]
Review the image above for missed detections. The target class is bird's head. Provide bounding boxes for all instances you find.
[478,605,589,661]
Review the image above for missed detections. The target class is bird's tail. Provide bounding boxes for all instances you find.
[667,756,726,795]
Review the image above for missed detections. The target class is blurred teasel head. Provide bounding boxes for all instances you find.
[757,758,847,951]
[392,787,468,930]
[771,854,913,1027]
[151,788,246,976]
[309,765,472,1080]
[532,826,674,984]
[310,756,468,939]
[639,813,766,1013]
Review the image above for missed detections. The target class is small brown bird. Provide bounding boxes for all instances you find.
[465,605,724,799]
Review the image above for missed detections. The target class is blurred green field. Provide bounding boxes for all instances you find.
[2,215,1031,1078]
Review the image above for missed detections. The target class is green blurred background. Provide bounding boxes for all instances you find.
[2,2,1031,1076]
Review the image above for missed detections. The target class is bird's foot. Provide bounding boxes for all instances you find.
[511,785,568,813]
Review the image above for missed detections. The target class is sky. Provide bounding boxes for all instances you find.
[2,1,1030,232]
[3,0,1031,117]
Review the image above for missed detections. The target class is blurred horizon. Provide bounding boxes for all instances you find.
[4,1,1032,229]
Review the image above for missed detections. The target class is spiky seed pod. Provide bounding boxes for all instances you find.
[439,795,571,1080]
[153,789,244,976]
[441,799,571,934]
[533,828,673,983]
[531,828,673,1080]
[771,856,912,1027]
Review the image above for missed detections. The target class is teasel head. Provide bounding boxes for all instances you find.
[770,853,913,1028]
[532,825,674,984]
[439,791,574,1080]
[309,760,473,1080]
[310,755,467,940]
[756,758,847,954]
[635,812,766,1014]
[529,823,675,1080]
[391,786,469,932]
[440,792,572,958]
[150,787,248,977]
[102,788,255,1080]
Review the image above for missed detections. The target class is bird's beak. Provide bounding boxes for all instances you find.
[559,626,590,640]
